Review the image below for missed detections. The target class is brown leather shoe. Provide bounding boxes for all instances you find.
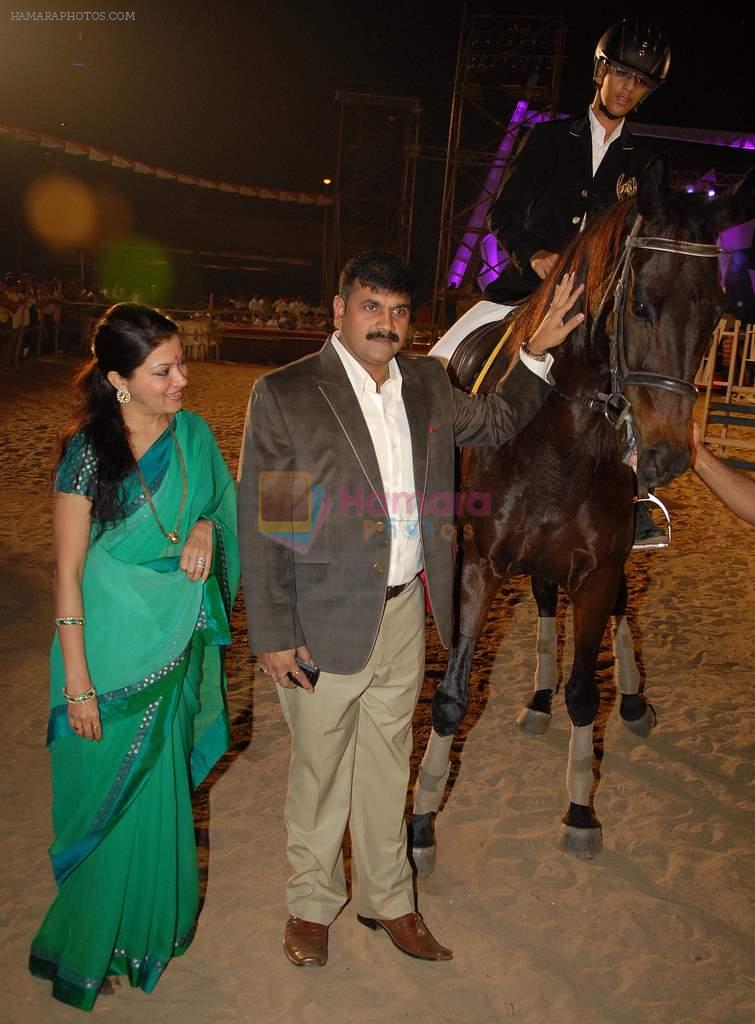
[284,915,328,967]
[357,912,453,961]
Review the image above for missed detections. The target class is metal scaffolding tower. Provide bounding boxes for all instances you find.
[433,10,567,325]
[327,91,422,301]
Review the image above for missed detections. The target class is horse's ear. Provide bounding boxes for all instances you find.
[636,155,672,219]
[715,168,755,232]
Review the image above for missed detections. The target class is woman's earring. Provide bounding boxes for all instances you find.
[116,383,132,405]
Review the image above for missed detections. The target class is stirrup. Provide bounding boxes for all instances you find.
[632,493,671,550]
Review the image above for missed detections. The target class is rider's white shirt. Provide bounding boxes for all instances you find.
[588,106,625,176]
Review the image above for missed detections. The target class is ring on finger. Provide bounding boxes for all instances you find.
[197,555,206,568]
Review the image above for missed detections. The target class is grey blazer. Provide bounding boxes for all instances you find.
[237,338,551,674]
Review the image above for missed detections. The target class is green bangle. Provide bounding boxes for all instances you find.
[56,616,85,626]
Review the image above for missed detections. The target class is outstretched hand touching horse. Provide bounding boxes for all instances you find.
[526,272,585,355]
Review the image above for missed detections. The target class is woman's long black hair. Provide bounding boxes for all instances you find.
[58,303,179,530]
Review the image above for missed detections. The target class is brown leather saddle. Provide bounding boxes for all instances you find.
[445,303,524,395]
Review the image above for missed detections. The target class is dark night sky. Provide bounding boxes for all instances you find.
[0,1,752,299]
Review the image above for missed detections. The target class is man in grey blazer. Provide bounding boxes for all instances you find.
[237,251,583,967]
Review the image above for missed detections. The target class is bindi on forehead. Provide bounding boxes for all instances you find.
[150,353,184,368]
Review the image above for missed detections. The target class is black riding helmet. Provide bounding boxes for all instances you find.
[594,19,671,90]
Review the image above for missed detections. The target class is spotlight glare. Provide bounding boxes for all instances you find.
[707,189,716,198]
[24,174,97,249]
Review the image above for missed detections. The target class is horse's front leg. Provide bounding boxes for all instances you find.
[559,563,622,859]
[516,574,559,735]
[612,568,657,737]
[412,554,501,875]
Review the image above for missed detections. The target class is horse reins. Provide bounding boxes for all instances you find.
[556,213,722,442]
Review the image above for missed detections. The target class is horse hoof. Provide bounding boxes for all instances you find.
[558,824,603,859]
[515,706,552,735]
[621,703,657,738]
[411,843,437,877]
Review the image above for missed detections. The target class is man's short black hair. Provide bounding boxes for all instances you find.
[338,250,416,305]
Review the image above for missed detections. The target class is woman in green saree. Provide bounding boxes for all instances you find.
[29,303,239,1011]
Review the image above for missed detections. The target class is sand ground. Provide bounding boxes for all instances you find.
[1,355,753,1024]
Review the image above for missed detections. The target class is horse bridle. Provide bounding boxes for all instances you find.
[559,213,722,441]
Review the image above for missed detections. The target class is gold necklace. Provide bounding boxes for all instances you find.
[133,418,188,543]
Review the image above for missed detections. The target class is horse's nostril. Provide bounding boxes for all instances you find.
[639,445,689,488]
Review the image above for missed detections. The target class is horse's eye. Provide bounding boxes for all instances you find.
[631,300,651,320]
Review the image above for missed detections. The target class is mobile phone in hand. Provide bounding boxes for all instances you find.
[289,656,320,689]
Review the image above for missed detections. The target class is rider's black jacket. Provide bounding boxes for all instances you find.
[485,113,652,303]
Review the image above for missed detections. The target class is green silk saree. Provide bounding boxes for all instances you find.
[29,410,239,1011]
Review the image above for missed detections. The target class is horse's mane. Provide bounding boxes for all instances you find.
[506,201,634,357]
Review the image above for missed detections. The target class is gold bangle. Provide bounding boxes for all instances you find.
[56,616,85,626]
[63,686,97,704]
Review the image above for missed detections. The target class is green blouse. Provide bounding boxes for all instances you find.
[55,423,173,513]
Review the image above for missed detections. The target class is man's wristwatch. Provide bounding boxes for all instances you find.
[521,338,548,362]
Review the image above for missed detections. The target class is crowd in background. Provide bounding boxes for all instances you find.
[0,272,64,365]
[0,271,62,325]
[219,293,332,332]
[0,275,337,365]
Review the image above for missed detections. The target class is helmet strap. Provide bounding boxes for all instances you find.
[598,100,623,121]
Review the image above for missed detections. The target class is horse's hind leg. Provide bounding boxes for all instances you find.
[612,569,656,738]
[516,575,558,735]
[559,564,622,859]
[412,557,502,875]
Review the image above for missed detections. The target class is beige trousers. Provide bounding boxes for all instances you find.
[277,577,425,925]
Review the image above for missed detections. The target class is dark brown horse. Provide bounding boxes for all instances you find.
[411,157,754,865]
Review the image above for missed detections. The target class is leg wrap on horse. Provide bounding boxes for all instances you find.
[612,614,656,733]
[566,724,594,807]
[413,730,454,815]
[535,616,558,692]
[612,615,640,695]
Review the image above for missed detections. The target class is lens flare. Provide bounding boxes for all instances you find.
[24,175,97,250]
[98,236,173,305]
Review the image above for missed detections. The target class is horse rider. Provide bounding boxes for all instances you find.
[430,18,671,545]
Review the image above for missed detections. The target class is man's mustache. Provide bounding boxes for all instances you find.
[366,330,400,343]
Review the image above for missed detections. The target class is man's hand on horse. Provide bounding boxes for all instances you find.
[527,272,585,355]
[530,250,560,280]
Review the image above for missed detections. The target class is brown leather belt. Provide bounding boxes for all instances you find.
[385,576,418,601]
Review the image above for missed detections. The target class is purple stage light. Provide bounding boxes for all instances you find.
[447,99,531,289]
[630,122,755,150]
